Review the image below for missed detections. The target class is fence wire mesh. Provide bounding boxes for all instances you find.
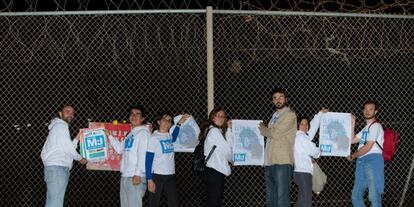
[0,11,413,207]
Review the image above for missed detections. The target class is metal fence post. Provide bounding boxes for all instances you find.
[206,6,214,115]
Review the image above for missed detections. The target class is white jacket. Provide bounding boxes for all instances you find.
[41,118,82,169]
[109,125,150,178]
[294,112,322,175]
[204,126,233,176]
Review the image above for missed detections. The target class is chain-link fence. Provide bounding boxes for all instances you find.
[0,10,413,206]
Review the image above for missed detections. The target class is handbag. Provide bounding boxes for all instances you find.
[312,162,327,194]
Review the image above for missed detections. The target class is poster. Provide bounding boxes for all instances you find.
[85,122,131,171]
[232,120,264,166]
[319,112,352,157]
[169,115,200,152]
[80,128,107,161]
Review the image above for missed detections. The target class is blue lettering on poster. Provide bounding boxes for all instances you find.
[320,144,332,153]
[234,153,246,162]
[85,135,105,150]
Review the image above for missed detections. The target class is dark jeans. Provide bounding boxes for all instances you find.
[294,172,313,207]
[265,164,293,207]
[148,174,179,207]
[203,167,226,207]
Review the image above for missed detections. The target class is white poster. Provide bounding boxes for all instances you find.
[319,112,352,157]
[169,115,200,152]
[232,120,265,166]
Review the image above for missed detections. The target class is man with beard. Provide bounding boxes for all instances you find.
[347,100,384,207]
[41,104,88,207]
[259,88,297,207]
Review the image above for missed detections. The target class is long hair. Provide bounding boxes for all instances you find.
[198,107,228,142]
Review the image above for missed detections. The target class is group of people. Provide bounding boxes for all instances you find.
[41,88,385,207]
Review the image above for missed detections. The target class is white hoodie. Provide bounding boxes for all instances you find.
[109,125,150,178]
[204,126,233,176]
[294,112,322,175]
[41,118,82,169]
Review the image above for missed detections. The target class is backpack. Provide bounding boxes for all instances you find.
[368,120,399,162]
[192,141,216,176]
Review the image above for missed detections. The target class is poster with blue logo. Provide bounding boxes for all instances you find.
[80,128,108,161]
[232,120,264,166]
[319,112,352,157]
[169,115,200,152]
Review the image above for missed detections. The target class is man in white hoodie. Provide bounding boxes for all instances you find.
[41,104,87,207]
[107,105,151,207]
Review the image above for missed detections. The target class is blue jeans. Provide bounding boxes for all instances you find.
[265,164,293,207]
[44,165,70,207]
[120,176,147,207]
[351,154,384,207]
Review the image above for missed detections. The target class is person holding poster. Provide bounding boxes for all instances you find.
[200,107,233,207]
[145,112,189,207]
[106,105,151,207]
[293,109,327,207]
[259,88,297,207]
[347,100,384,207]
[41,104,87,207]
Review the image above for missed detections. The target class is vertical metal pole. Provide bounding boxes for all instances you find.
[399,155,414,207]
[206,6,214,115]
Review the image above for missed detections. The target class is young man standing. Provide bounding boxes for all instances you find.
[259,88,297,207]
[41,104,87,207]
[108,105,151,207]
[348,100,384,207]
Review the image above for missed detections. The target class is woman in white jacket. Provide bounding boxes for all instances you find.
[293,109,327,207]
[199,107,233,207]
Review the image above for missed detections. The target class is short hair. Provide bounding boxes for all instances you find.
[130,104,146,117]
[58,103,74,112]
[363,100,379,110]
[271,88,288,98]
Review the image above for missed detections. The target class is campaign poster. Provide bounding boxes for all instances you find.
[80,128,107,161]
[319,112,352,157]
[169,115,200,152]
[85,122,131,171]
[232,120,264,166]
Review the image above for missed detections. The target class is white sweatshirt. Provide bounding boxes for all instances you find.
[294,112,322,175]
[204,126,233,176]
[41,118,82,169]
[109,125,150,178]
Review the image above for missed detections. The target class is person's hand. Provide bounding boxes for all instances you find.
[178,114,190,125]
[227,120,232,129]
[320,107,329,113]
[258,122,267,136]
[132,175,141,185]
[105,129,111,138]
[346,155,354,162]
[75,133,81,141]
[148,180,156,193]
[79,158,88,165]
[351,115,356,125]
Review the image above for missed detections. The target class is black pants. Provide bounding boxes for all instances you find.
[294,172,313,207]
[203,167,226,207]
[148,174,179,207]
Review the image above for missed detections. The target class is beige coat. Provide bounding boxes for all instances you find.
[262,107,297,165]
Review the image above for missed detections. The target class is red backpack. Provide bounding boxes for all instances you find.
[368,120,399,162]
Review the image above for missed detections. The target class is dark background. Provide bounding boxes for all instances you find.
[1,1,414,207]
